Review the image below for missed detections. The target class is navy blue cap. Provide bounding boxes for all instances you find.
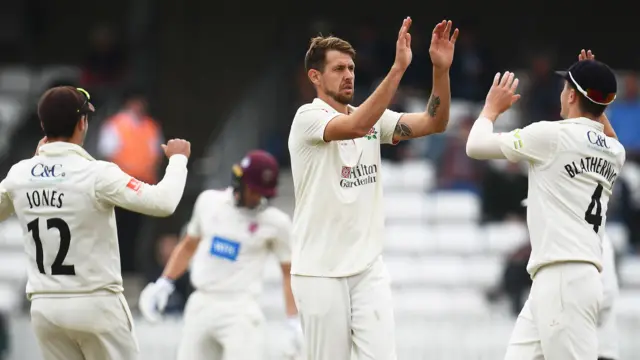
[555,60,617,106]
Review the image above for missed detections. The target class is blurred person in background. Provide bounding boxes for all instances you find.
[139,150,302,360]
[98,90,164,273]
[80,25,128,91]
[450,29,491,102]
[288,18,458,360]
[399,29,432,96]
[0,86,190,360]
[484,191,530,316]
[480,160,528,223]
[606,73,640,163]
[144,234,192,314]
[605,74,640,252]
[263,64,316,168]
[351,24,384,104]
[436,116,482,192]
[520,52,562,126]
[485,241,532,316]
[618,164,640,252]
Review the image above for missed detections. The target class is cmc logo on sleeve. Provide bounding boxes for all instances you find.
[210,236,241,261]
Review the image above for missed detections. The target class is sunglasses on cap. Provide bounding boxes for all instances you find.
[76,88,96,115]
[567,72,616,106]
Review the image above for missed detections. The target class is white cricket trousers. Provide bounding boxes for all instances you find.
[291,256,396,360]
[504,262,603,360]
[30,292,139,360]
[598,302,618,360]
[598,235,619,360]
[176,290,266,360]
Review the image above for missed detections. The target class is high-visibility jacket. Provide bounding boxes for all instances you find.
[103,112,162,184]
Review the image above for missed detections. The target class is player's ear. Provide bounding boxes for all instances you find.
[308,69,321,86]
[77,116,87,132]
[568,88,577,104]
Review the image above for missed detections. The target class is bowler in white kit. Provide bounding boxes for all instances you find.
[0,86,191,360]
[288,18,458,360]
[138,150,302,360]
[466,50,625,360]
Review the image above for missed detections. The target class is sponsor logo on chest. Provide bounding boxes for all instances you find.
[340,163,378,188]
[210,236,241,261]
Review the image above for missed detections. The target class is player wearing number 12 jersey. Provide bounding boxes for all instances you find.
[466,50,625,359]
[0,86,190,360]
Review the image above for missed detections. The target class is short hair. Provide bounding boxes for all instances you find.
[37,86,87,139]
[304,36,356,73]
[567,81,607,117]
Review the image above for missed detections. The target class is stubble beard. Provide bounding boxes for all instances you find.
[326,89,353,105]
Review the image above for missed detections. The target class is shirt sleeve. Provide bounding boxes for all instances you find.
[379,108,403,145]
[466,117,508,159]
[270,214,292,263]
[618,147,626,169]
[498,121,557,164]
[185,191,206,238]
[293,108,341,144]
[94,155,188,217]
[0,179,14,221]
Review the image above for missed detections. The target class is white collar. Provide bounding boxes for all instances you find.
[38,142,95,161]
[557,117,605,131]
[312,98,355,114]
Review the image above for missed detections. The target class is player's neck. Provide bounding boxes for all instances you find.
[233,191,261,209]
[45,135,83,147]
[566,107,599,122]
[317,93,349,114]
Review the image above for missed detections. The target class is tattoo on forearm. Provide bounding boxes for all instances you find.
[394,122,413,138]
[427,94,441,117]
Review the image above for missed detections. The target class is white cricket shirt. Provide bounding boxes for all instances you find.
[288,98,402,277]
[185,188,292,297]
[498,118,625,276]
[0,142,188,298]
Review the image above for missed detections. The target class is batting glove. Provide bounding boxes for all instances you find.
[138,277,175,323]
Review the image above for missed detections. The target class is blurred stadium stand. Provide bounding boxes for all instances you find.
[1,1,640,359]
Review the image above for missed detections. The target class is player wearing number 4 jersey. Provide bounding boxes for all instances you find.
[466,50,625,360]
[0,86,190,360]
[522,198,620,360]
